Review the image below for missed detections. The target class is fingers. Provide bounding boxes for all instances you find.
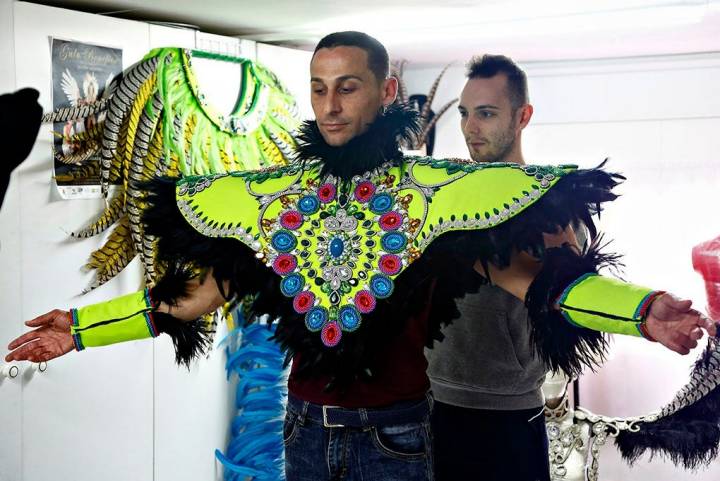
[25,309,66,327]
[689,326,704,342]
[693,313,718,337]
[6,337,64,362]
[5,339,42,362]
[662,294,693,313]
[663,340,690,355]
[6,327,43,351]
[706,319,719,338]
[678,335,699,353]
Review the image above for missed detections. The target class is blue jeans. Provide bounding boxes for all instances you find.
[284,393,434,481]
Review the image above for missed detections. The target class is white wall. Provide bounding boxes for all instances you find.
[0,0,22,477]
[404,55,720,480]
[0,3,312,481]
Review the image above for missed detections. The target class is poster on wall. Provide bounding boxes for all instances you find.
[50,38,122,199]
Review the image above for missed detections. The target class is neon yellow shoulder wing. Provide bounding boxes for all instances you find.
[173,157,576,347]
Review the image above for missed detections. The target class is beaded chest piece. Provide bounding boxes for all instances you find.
[176,157,573,347]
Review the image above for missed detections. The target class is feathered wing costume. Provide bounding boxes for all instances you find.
[42,47,299,290]
[65,106,720,469]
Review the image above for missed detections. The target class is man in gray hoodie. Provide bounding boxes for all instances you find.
[426,54,553,481]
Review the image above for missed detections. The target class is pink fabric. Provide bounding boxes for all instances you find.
[693,235,720,320]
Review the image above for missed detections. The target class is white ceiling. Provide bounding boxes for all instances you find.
[28,0,720,65]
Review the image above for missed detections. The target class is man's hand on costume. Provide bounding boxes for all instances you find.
[5,309,74,362]
[644,294,717,355]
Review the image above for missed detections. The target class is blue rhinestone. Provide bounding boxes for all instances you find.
[369,274,394,299]
[298,195,320,215]
[272,230,297,252]
[369,193,393,214]
[305,306,328,332]
[380,232,407,253]
[329,237,344,258]
[339,305,361,331]
[280,273,304,297]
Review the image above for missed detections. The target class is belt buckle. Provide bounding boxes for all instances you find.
[322,405,345,428]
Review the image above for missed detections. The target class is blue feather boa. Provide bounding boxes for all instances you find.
[215,317,288,481]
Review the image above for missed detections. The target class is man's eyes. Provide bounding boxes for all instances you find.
[311,86,357,94]
[459,110,495,118]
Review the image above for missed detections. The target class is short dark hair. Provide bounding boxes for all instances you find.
[466,54,528,109]
[314,31,389,81]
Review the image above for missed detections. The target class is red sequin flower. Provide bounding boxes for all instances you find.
[272,254,297,275]
[378,254,402,275]
[379,211,402,231]
[318,183,336,203]
[280,210,304,230]
[321,321,342,347]
[354,290,377,313]
[293,291,315,313]
[354,181,376,203]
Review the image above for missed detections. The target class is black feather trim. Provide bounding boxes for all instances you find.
[615,336,720,469]
[152,312,213,369]
[524,240,623,377]
[141,178,274,367]
[150,261,195,304]
[294,103,421,182]
[148,263,218,368]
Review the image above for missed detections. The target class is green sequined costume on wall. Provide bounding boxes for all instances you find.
[43,47,300,289]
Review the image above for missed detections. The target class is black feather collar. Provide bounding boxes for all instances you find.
[294,104,421,181]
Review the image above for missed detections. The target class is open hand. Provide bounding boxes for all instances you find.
[645,294,717,355]
[5,309,74,362]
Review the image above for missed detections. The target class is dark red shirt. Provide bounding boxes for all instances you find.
[288,302,432,408]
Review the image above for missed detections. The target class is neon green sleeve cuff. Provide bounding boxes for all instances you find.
[557,273,664,338]
[70,289,159,350]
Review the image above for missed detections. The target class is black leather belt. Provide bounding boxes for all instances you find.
[287,393,433,428]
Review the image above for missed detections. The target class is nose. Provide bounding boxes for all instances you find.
[463,115,480,136]
[324,90,342,116]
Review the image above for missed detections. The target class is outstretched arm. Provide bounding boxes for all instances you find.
[476,227,717,355]
[5,270,227,363]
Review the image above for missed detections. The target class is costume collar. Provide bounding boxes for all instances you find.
[294,104,420,181]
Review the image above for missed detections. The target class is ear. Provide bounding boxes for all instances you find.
[381,77,398,107]
[516,104,533,131]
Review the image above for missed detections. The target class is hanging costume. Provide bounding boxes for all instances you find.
[43,47,299,289]
[52,100,720,467]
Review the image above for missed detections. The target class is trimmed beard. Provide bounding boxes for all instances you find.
[469,117,517,163]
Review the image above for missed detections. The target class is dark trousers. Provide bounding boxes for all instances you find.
[432,400,550,481]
